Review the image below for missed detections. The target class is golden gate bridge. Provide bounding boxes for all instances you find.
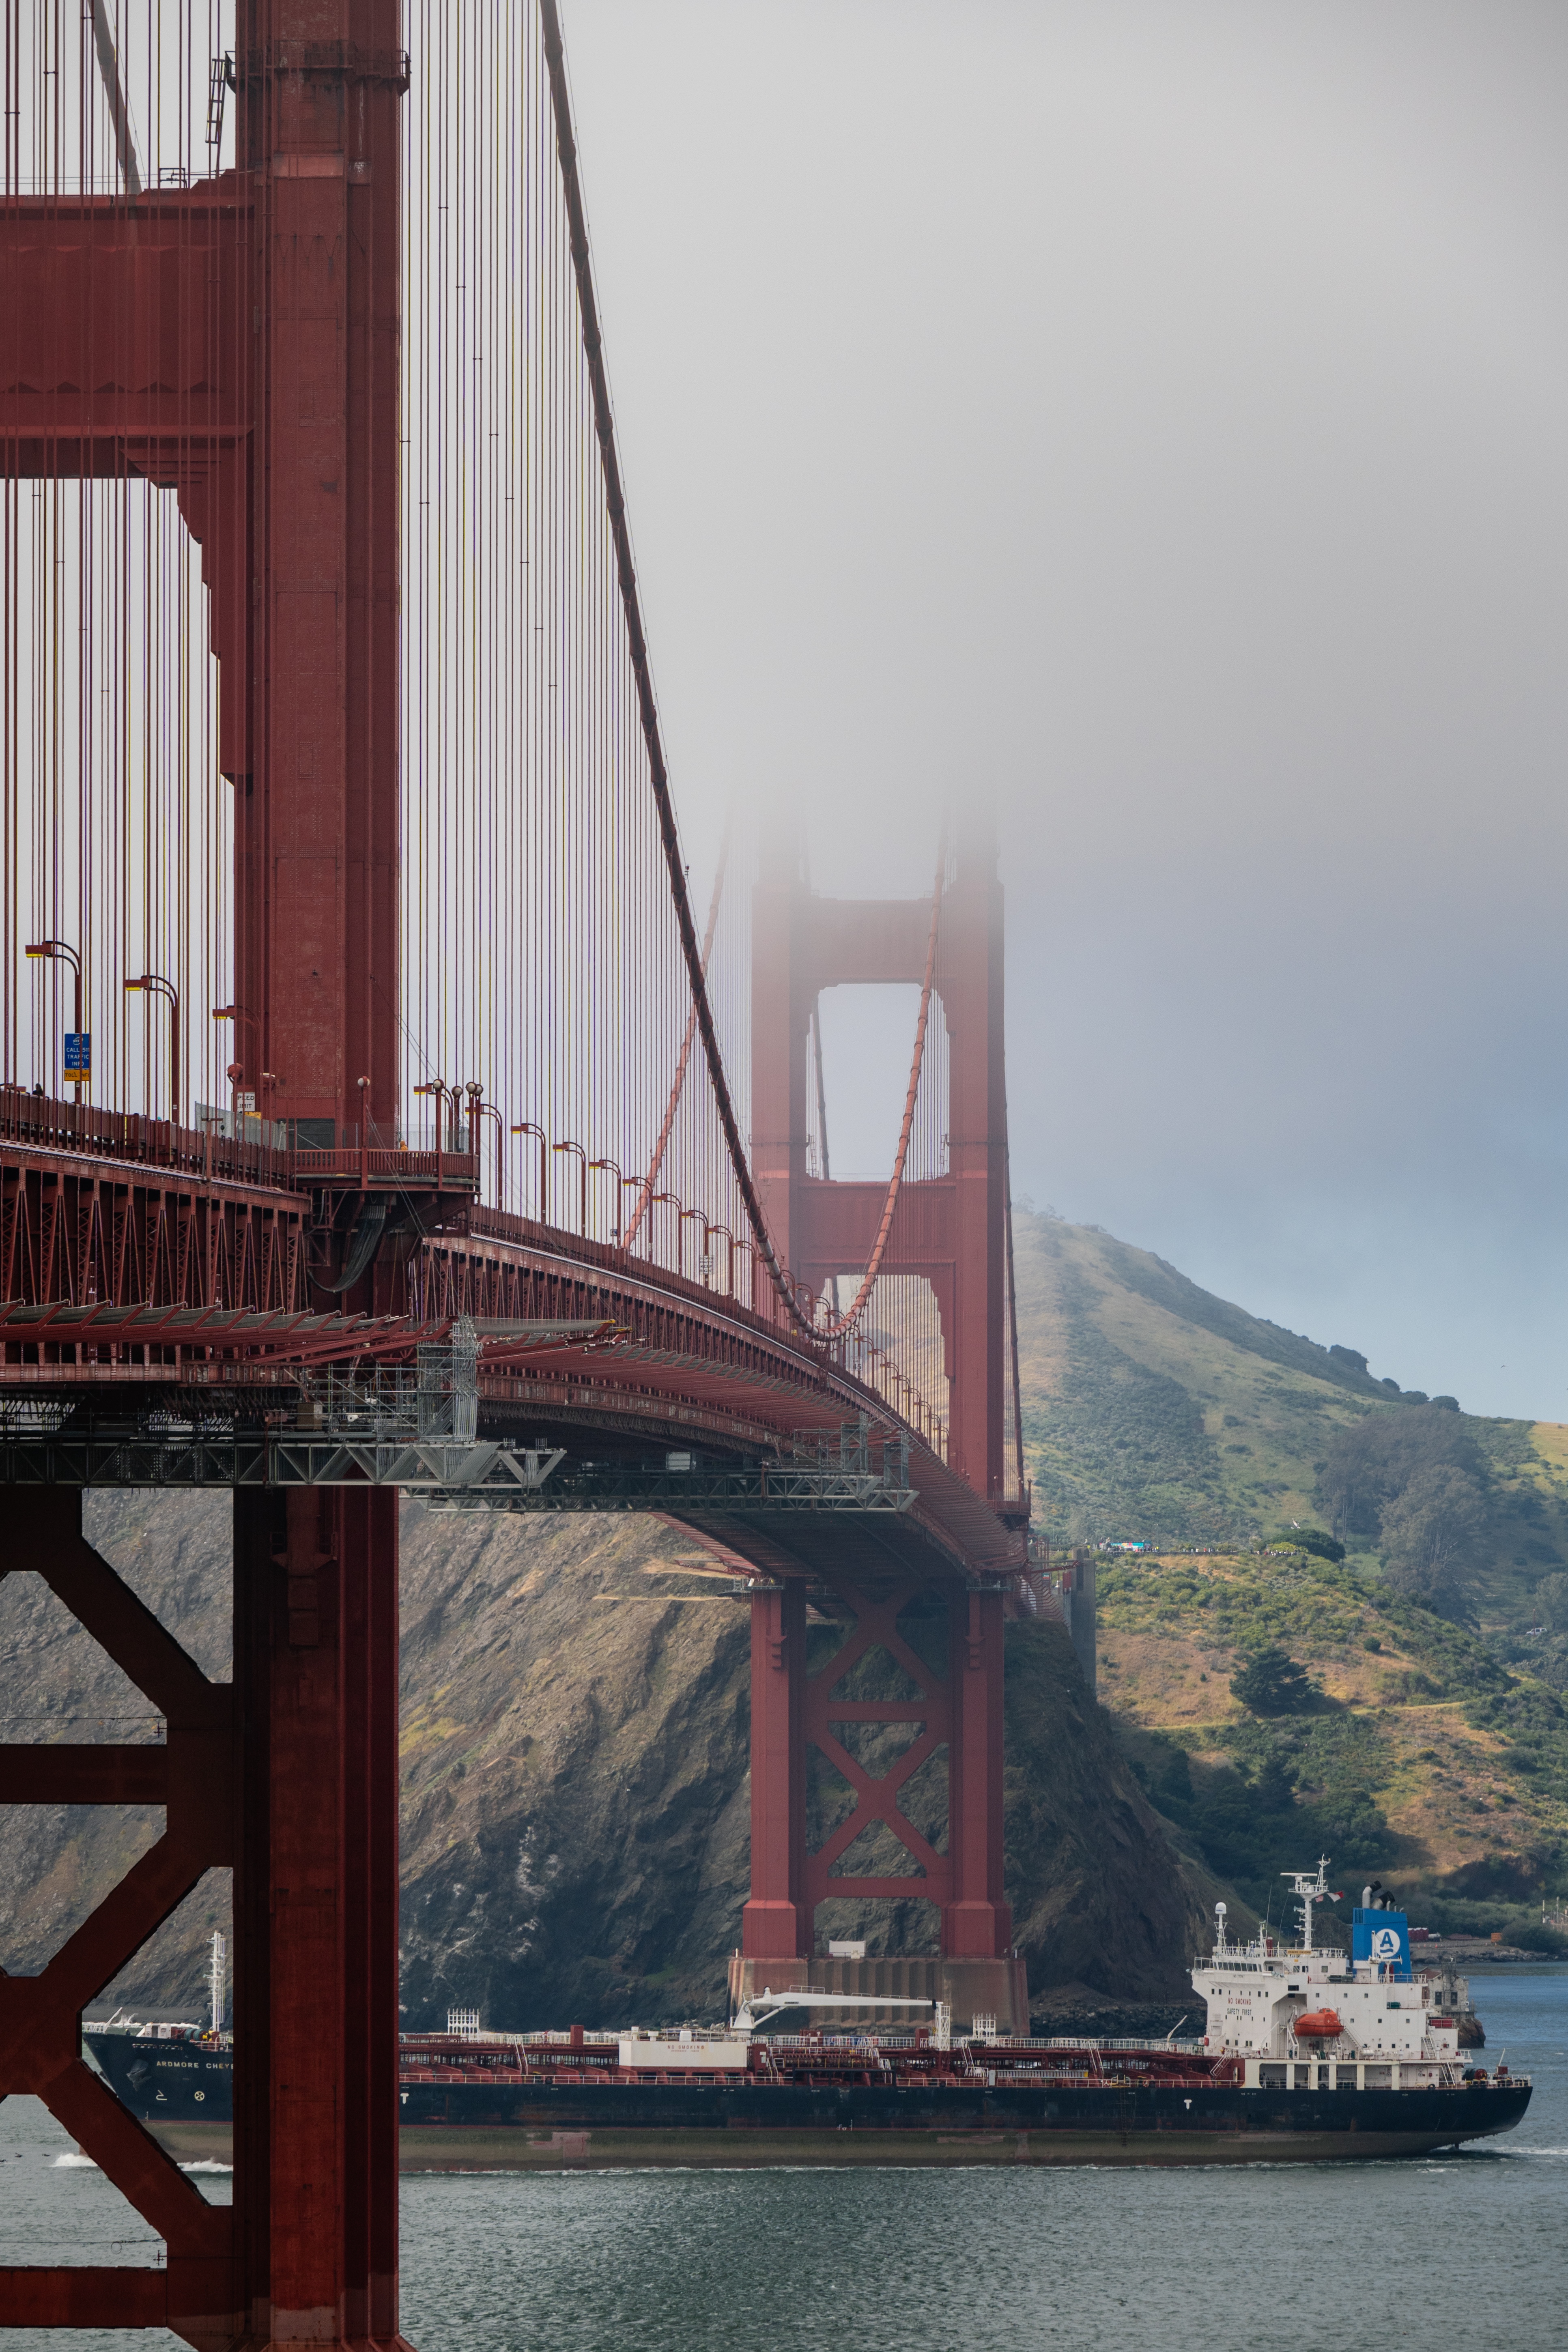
[0,6,1032,2343]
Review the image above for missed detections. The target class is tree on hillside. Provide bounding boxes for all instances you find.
[1316,1407,1482,1544]
[1379,1464,1485,1620]
[1533,1571,1568,1632]
[1230,1647,1315,1716]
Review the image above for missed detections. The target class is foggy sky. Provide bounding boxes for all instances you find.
[562,0,1568,1421]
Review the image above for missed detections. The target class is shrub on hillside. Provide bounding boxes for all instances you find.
[1230,1647,1315,1716]
[1270,1527,1345,1564]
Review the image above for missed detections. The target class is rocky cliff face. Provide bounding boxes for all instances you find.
[1,1493,1215,2027]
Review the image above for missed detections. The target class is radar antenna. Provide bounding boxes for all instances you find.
[1280,1858,1340,1952]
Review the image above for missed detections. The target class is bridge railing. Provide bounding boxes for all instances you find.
[0,1086,477,1196]
[293,1146,477,1188]
[0,1085,263,1181]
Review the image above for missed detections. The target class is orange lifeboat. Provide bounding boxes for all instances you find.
[1293,2009,1343,2039]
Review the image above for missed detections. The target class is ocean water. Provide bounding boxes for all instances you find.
[2,1969,1563,2351]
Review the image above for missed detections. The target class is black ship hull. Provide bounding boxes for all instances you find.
[394,2076,1531,2163]
[86,2034,1530,2167]
[88,2036,233,2122]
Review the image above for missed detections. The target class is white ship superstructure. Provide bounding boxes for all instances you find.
[1193,1861,1472,2091]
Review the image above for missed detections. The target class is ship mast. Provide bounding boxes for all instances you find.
[209,1931,226,2036]
[1280,1858,1336,1952]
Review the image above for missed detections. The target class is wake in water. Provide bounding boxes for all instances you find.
[51,2151,232,2174]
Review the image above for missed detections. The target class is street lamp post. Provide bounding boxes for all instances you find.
[213,1003,260,1070]
[553,1140,588,1236]
[705,1224,736,1296]
[650,1191,683,1272]
[465,1090,506,1210]
[510,1122,549,1224]
[356,1076,372,1189]
[618,1176,647,1248]
[123,972,181,1127]
[680,1207,709,1284]
[259,1072,280,1174]
[25,940,84,1092]
[412,1080,449,1187]
[588,1157,623,1240]
[213,1006,262,1142]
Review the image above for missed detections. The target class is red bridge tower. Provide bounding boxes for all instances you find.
[733,839,1028,2032]
[1,9,413,2344]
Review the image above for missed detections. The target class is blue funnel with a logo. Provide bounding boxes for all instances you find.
[1353,1907,1411,1980]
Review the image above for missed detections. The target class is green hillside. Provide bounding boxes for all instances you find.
[1098,1542,1568,1937]
[1015,1209,1396,1547]
[1014,1209,1568,1926]
[1015,1208,1568,1628]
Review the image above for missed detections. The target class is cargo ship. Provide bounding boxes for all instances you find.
[86,1865,1530,2167]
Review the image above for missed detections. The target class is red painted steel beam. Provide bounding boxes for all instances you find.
[233,1483,411,2349]
[740,1570,1013,1961]
[740,1581,808,1961]
[801,1580,953,1913]
[0,1744,167,1804]
[0,1841,219,2043]
[30,1506,232,1736]
[807,1720,949,1884]
[0,1496,239,2346]
[37,2062,229,2268]
[792,1175,959,1270]
[240,15,406,1150]
[944,1585,1013,1959]
[1,24,406,1153]
[938,853,1009,1505]
[0,184,255,785]
[0,2270,169,2329]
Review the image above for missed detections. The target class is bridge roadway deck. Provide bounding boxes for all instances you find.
[0,1102,1024,1583]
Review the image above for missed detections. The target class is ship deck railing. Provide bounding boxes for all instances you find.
[1027,2035,1210,2056]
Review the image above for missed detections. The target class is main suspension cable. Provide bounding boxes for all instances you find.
[622,825,729,1250]
[538,0,813,1337]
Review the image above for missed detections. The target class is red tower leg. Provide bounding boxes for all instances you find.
[233,1484,413,2352]
[944,1585,1013,1960]
[732,1570,1025,2031]
[739,1581,808,1963]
